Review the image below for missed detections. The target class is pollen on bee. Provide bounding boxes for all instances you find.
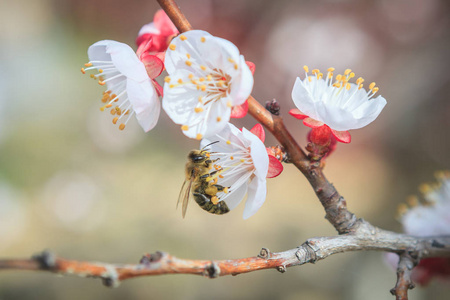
[169,44,176,50]
[112,117,119,124]
[194,107,204,113]
[303,65,309,73]
[164,76,171,83]
[119,123,126,130]
[180,35,187,41]
[216,117,221,122]
[84,63,93,67]
[196,133,203,140]
[185,60,192,66]
[81,68,86,74]
[211,196,219,205]
[181,125,189,131]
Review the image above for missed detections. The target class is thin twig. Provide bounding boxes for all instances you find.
[390,252,419,300]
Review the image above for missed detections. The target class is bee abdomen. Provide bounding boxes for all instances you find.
[193,193,230,215]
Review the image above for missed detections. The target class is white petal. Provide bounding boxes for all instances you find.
[127,79,160,132]
[242,128,269,178]
[228,55,254,106]
[291,77,319,120]
[89,40,148,83]
[221,182,247,210]
[243,177,267,219]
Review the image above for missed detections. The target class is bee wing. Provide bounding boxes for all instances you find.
[177,176,194,218]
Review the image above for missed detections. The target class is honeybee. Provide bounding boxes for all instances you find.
[178,142,230,218]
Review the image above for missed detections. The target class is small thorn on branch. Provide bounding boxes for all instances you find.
[140,251,164,265]
[265,99,280,115]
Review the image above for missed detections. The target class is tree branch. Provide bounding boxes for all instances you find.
[1,234,449,287]
[390,252,419,300]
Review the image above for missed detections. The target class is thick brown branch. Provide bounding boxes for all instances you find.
[156,0,192,32]
[1,235,449,287]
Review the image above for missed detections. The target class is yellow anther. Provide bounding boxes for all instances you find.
[200,85,206,91]
[216,117,221,122]
[111,94,118,101]
[194,107,204,113]
[217,80,224,87]
[308,76,312,82]
[206,75,212,81]
[372,87,379,94]
[312,69,319,75]
[112,117,119,124]
[105,104,112,108]
[303,65,309,73]
[98,76,104,81]
[200,65,207,71]
[99,69,103,73]
[406,196,419,207]
[220,175,225,180]
[199,77,205,82]
[327,72,333,78]
[100,106,105,112]
[180,35,187,41]
[227,101,232,108]
[349,72,355,78]
[369,82,376,90]
[188,74,194,79]
[358,84,364,90]
[336,74,342,81]
[211,196,219,205]
[346,83,351,90]
[185,60,192,66]
[186,53,191,59]
[228,57,235,63]
[332,83,341,88]
[81,68,86,74]
[110,109,116,115]
[234,64,238,70]
[84,63,93,67]
[164,76,171,83]
[119,124,126,130]
[200,37,206,43]
[169,84,175,88]
[318,73,323,79]
[169,44,176,51]
[344,69,352,76]
[196,133,203,140]
[356,77,364,85]
[125,110,130,115]
[177,78,183,84]
[198,96,203,103]
[90,74,95,78]
[98,80,106,86]
[191,80,198,85]
[181,125,189,131]
[327,67,335,72]
[226,140,231,145]
[240,159,245,162]
[419,183,432,195]
[230,156,234,160]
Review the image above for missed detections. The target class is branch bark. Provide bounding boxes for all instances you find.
[1,234,449,287]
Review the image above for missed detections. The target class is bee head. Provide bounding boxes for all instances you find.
[188,150,209,163]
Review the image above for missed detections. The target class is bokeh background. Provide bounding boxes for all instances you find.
[0,0,449,299]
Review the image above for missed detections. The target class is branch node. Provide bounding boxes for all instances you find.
[204,262,220,278]
[276,265,286,273]
[140,251,164,265]
[32,250,56,270]
[258,248,271,259]
[265,99,280,116]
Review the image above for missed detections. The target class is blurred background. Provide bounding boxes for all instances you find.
[0,0,449,299]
